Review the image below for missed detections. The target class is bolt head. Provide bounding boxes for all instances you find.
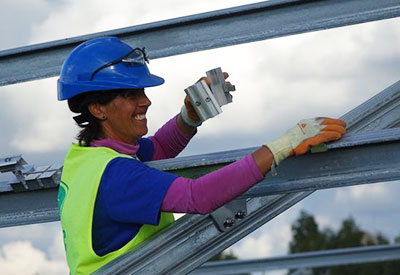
[223,218,235,228]
[235,210,246,219]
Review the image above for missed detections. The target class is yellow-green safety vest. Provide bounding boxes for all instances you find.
[58,143,174,274]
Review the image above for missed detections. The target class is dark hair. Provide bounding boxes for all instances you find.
[68,90,123,146]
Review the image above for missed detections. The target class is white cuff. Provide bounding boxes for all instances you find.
[180,106,202,128]
[265,135,292,165]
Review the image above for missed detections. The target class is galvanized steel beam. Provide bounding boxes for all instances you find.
[92,75,400,274]
[95,192,313,274]
[0,189,59,227]
[0,77,399,235]
[1,0,400,86]
[193,244,400,274]
[1,127,399,228]
[1,3,400,271]
[342,80,400,132]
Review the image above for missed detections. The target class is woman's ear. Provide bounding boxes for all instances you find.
[88,102,107,120]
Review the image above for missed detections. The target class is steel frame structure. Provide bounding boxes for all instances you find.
[193,244,400,274]
[93,79,400,274]
[1,0,400,274]
[1,0,400,86]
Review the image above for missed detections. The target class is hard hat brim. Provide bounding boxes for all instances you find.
[58,73,164,101]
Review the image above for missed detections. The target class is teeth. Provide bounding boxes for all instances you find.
[134,114,146,120]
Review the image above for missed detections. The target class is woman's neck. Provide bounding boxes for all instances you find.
[90,138,140,156]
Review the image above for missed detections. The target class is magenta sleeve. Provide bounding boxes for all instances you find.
[161,154,264,214]
[149,114,196,160]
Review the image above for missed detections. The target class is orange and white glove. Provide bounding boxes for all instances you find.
[265,118,346,165]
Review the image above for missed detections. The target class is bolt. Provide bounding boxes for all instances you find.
[223,218,235,228]
[235,210,246,219]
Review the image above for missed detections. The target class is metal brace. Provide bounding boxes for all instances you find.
[184,67,235,122]
[0,156,28,190]
[210,199,247,232]
[0,155,62,192]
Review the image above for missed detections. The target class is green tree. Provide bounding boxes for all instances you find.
[289,210,327,253]
[326,216,364,249]
[288,211,400,275]
[328,217,387,275]
[209,250,238,261]
[288,211,328,275]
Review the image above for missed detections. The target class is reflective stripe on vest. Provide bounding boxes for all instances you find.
[58,143,174,274]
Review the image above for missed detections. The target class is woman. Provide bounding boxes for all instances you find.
[57,37,346,274]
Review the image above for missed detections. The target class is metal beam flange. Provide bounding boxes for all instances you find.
[94,192,312,274]
[193,244,400,274]
[1,128,399,228]
[1,0,400,86]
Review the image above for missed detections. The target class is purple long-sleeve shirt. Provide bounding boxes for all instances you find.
[92,115,264,214]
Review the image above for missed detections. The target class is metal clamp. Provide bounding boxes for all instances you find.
[0,155,62,192]
[0,155,27,173]
[210,199,247,232]
[185,80,222,121]
[206,67,235,106]
[0,155,28,190]
[184,67,235,122]
[10,164,62,192]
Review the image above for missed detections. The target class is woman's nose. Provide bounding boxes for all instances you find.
[139,93,152,107]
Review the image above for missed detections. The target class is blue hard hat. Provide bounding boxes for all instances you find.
[57,37,164,101]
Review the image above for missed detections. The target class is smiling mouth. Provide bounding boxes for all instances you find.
[134,114,146,121]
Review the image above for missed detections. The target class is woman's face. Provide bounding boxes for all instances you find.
[99,89,152,144]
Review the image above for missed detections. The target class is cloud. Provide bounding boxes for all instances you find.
[334,182,396,207]
[28,0,258,45]
[48,230,67,262]
[0,0,55,50]
[0,223,68,274]
[233,234,275,259]
[3,1,400,155]
[0,223,63,257]
[315,214,338,232]
[1,1,400,273]
[0,78,76,153]
[0,241,68,275]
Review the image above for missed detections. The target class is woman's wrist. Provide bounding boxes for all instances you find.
[177,112,198,136]
[251,146,275,176]
[180,105,202,128]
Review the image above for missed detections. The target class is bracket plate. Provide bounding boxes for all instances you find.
[210,199,247,232]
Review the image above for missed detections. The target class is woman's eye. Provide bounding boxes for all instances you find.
[120,89,145,99]
[122,93,137,99]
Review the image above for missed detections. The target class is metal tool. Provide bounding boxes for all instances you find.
[185,67,235,122]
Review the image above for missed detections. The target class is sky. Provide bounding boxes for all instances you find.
[1,0,400,274]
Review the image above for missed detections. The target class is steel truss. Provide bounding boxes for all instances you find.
[2,79,400,229]
[1,0,400,87]
[0,0,399,274]
[193,244,400,274]
[92,76,400,273]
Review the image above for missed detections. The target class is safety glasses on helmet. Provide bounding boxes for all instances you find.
[90,47,149,81]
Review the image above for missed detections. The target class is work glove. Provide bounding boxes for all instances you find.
[265,118,346,166]
[180,72,230,127]
[180,96,202,127]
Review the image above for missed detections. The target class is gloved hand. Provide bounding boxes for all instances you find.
[265,118,346,165]
[180,72,230,127]
[180,96,202,127]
